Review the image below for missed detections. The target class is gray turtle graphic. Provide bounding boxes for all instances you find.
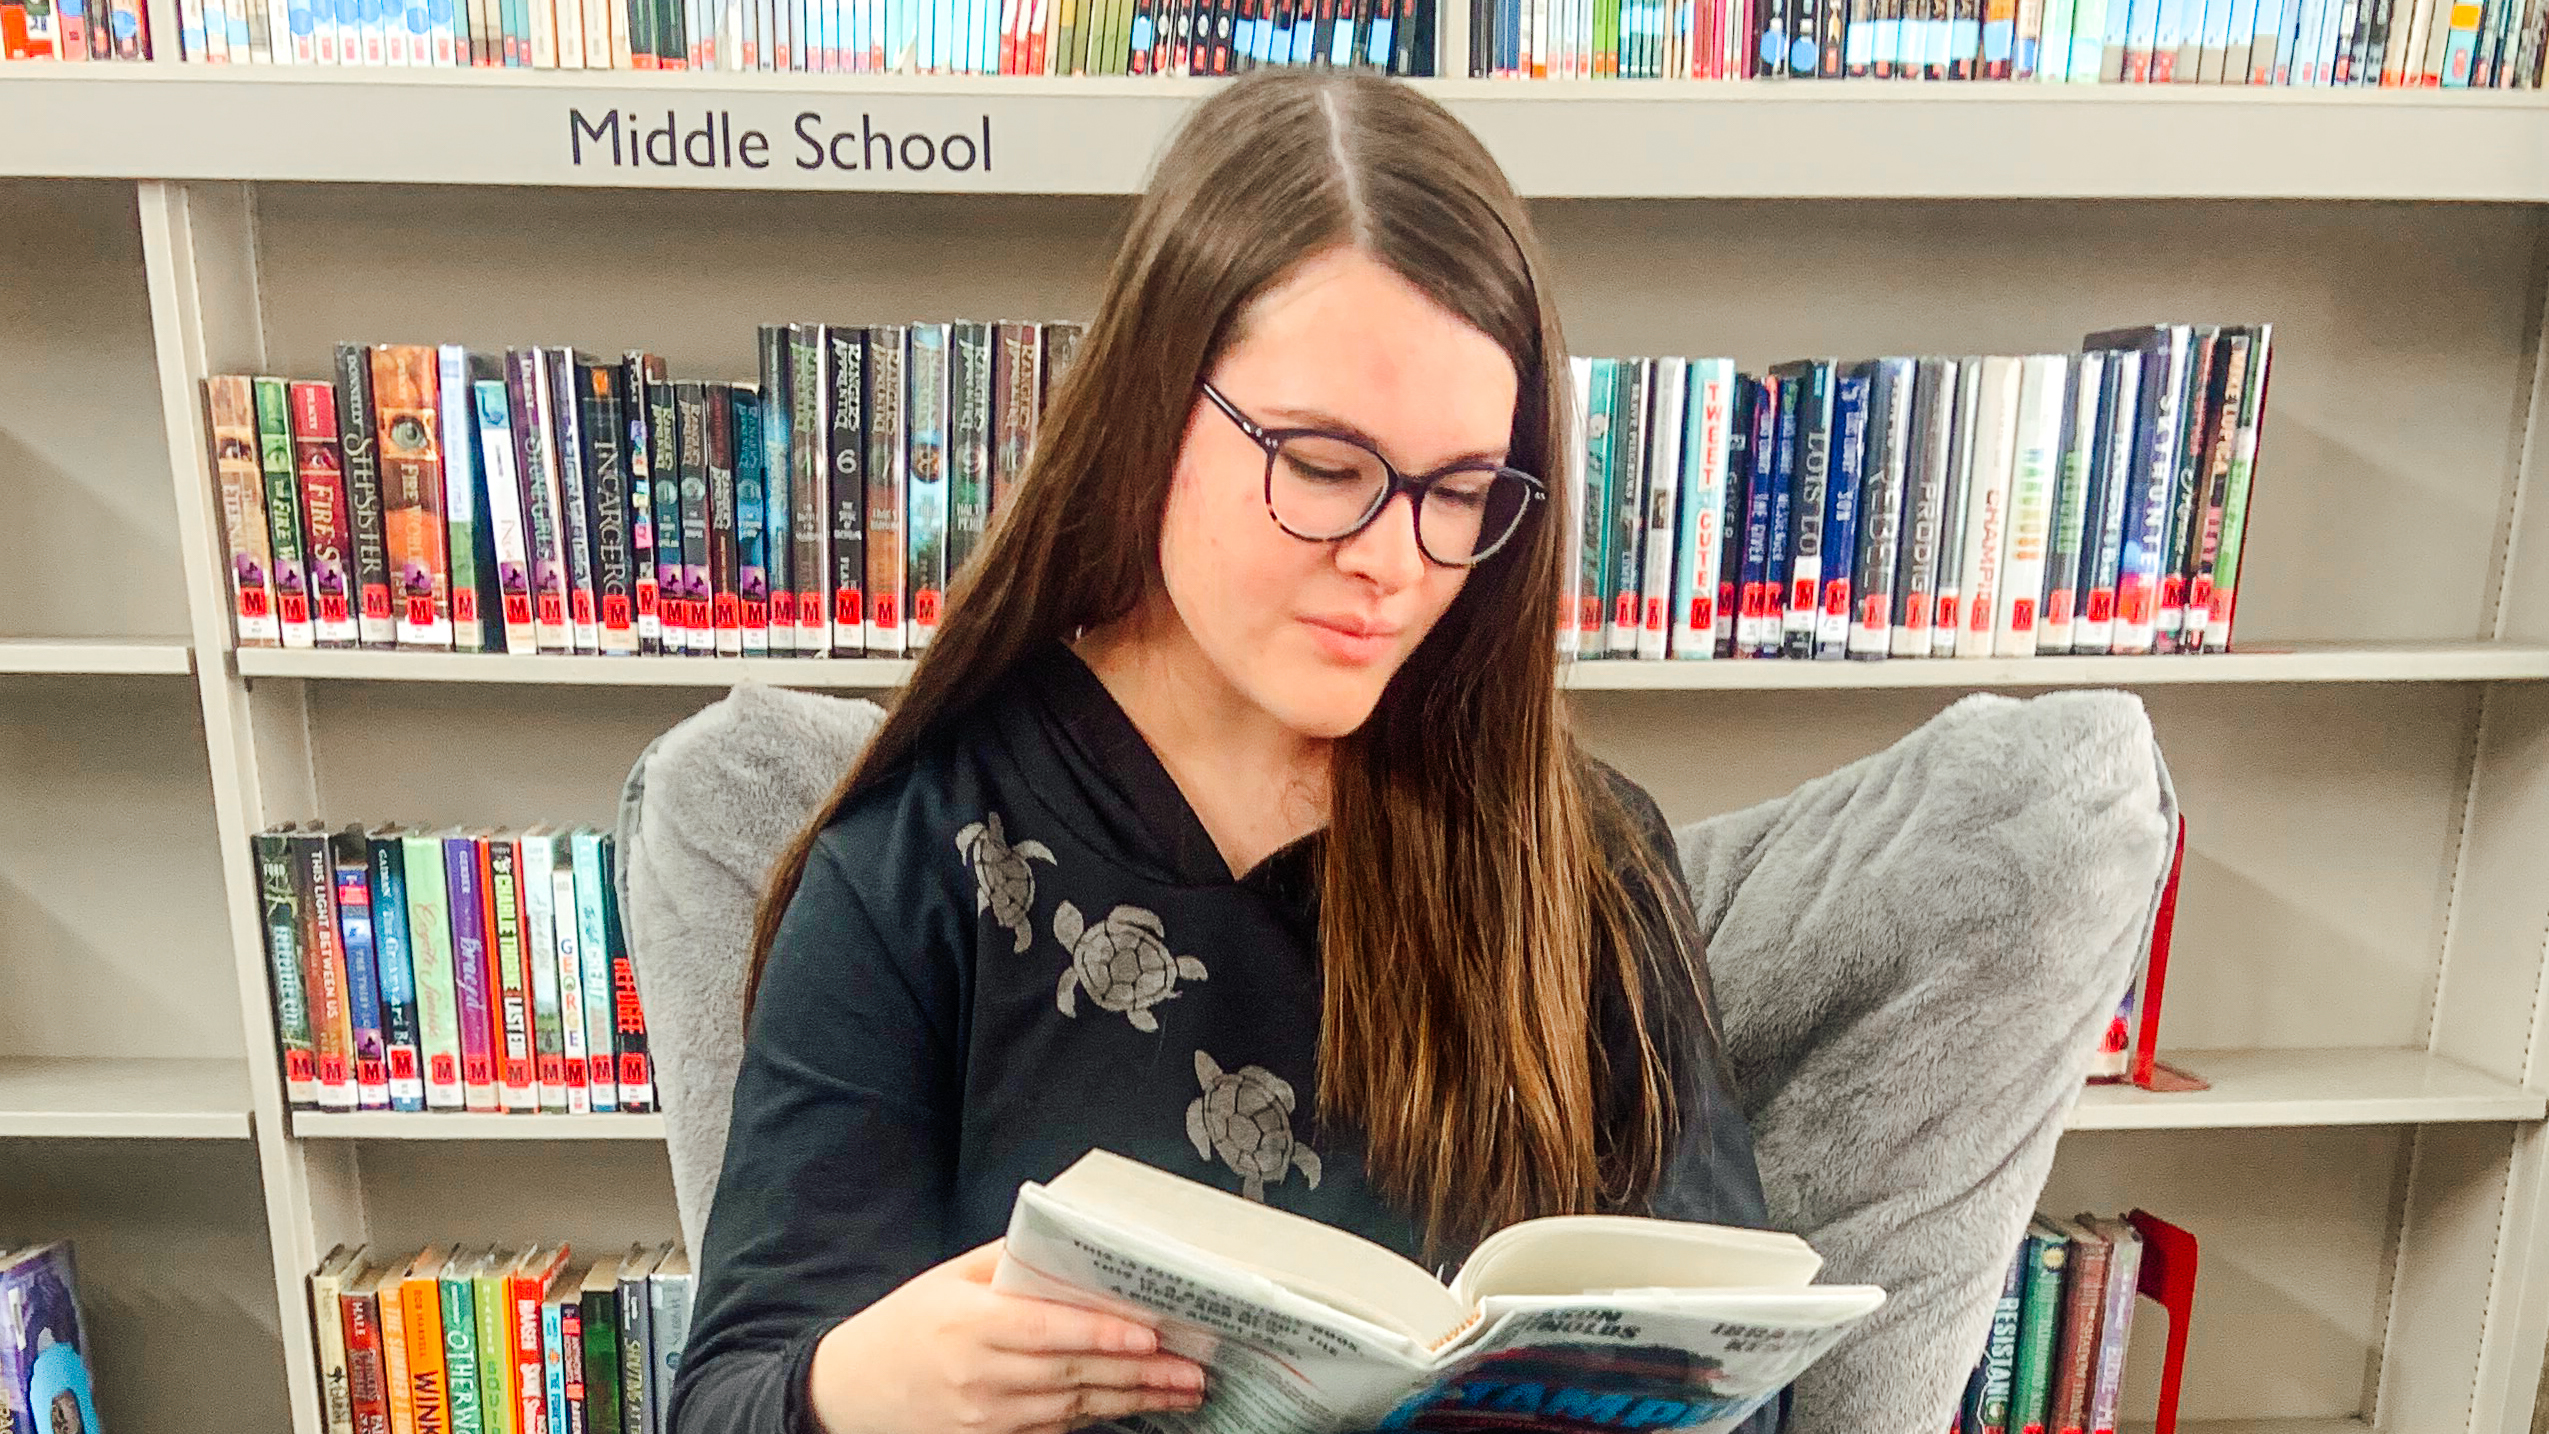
[1052,900,1206,1033]
[1186,1050,1322,1201]
[955,813,1056,954]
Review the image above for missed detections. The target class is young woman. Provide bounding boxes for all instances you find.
[673,71,1776,1434]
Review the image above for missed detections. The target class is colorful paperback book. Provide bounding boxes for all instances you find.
[1671,358,1734,660]
[572,829,621,1110]
[548,853,594,1115]
[520,829,576,1114]
[545,348,606,654]
[675,381,716,655]
[906,323,954,652]
[253,375,317,649]
[1847,357,1913,661]
[2079,1217,2143,1434]
[473,372,538,654]
[1635,358,1686,661]
[757,326,796,653]
[2008,1218,2071,1434]
[1605,359,1649,658]
[1751,376,1802,659]
[443,834,500,1113]
[705,384,744,657]
[486,835,539,1113]
[1578,357,1619,654]
[293,829,360,1113]
[866,324,910,657]
[2074,352,2140,656]
[1954,356,2023,661]
[291,380,361,649]
[646,358,688,656]
[625,354,667,656]
[2203,324,2272,653]
[788,326,833,655]
[1814,364,1869,660]
[579,1261,623,1434]
[0,1245,103,1434]
[823,326,869,657]
[402,1250,453,1434]
[331,829,393,1111]
[735,384,772,656]
[439,1252,486,1434]
[2084,325,2191,656]
[2045,1217,2111,1434]
[207,376,281,646]
[365,833,426,1113]
[1994,354,2067,658]
[372,345,455,651]
[399,832,465,1112]
[508,350,573,654]
[949,320,997,583]
[437,344,490,654]
[580,360,640,656]
[256,831,319,1108]
[2182,330,2251,650]
[472,1254,514,1434]
[600,836,653,1112]
[2154,330,2221,654]
[1771,359,1833,658]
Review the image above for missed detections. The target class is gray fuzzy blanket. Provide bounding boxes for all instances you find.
[620,684,2172,1434]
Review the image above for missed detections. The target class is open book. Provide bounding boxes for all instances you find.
[992,1151,1885,1434]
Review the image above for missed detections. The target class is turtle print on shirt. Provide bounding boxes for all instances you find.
[1052,900,1210,1033]
[955,813,1057,954]
[1187,1049,1322,1201]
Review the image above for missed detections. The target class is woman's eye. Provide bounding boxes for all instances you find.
[1284,455,1366,485]
[1431,483,1491,510]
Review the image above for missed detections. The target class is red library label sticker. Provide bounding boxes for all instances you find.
[1789,578,1814,611]
[464,1054,493,1087]
[1579,597,1602,631]
[572,591,597,626]
[2010,598,2035,632]
[318,1054,348,1085]
[1613,592,1636,627]
[454,588,478,622]
[538,1056,566,1085]
[1936,596,1960,629]
[603,595,633,630]
[743,600,768,629]
[357,1058,385,1086]
[635,581,659,617]
[1905,604,1928,630]
[618,1053,649,1086]
[505,1058,531,1086]
[286,1050,316,1084]
[504,594,533,625]
[321,594,351,625]
[1859,593,1887,628]
[915,590,942,625]
[1821,579,1850,617]
[281,592,310,625]
[362,587,394,620]
[537,592,565,627]
[1642,596,1665,631]
[389,1049,418,1081]
[2118,587,2153,624]
[2187,577,2214,608]
[874,594,901,629]
[770,591,795,624]
[1689,596,1715,628]
[589,1056,613,1086]
[404,595,436,628]
[2158,574,2185,607]
[2087,591,2115,623]
[2046,590,2075,625]
[430,1053,458,1086]
[714,593,742,630]
[835,588,864,626]
[240,588,272,618]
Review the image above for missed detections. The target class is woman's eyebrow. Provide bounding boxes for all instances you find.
[1257,404,1510,470]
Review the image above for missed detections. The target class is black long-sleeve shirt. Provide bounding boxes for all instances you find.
[670,641,1777,1434]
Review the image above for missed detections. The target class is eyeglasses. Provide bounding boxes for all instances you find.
[1200,381,1545,568]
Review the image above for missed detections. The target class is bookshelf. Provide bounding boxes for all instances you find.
[0,66,2542,1434]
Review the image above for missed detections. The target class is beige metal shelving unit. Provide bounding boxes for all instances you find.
[2,57,2547,1434]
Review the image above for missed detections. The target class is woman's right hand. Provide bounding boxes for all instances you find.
[808,1240,1209,1434]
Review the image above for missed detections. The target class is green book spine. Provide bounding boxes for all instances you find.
[1577,358,1619,655]
[255,832,318,1108]
[2009,1221,2070,1434]
[441,1261,485,1434]
[402,832,464,1112]
[2202,324,2270,653]
[475,1264,515,1434]
[254,375,315,647]
[581,1287,622,1434]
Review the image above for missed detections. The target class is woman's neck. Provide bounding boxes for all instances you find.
[1074,599,1332,879]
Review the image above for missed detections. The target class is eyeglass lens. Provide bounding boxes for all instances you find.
[1267,433,1533,565]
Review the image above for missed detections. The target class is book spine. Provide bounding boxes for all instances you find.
[444,836,499,1112]
[2084,1227,2143,1434]
[582,362,639,655]
[1671,359,1732,659]
[506,352,569,654]
[1715,378,1757,655]
[1577,358,1617,655]
[906,323,953,651]
[2154,330,2216,652]
[616,1266,651,1434]
[571,831,620,1111]
[1777,361,1832,657]
[346,1285,394,1434]
[365,836,426,1112]
[2010,1226,2069,1434]
[254,376,317,649]
[472,378,537,653]
[645,358,686,656]
[315,1260,358,1434]
[513,1264,551,1434]
[734,384,772,655]
[520,834,572,1114]
[2075,354,2140,656]
[562,1301,587,1434]
[676,382,716,654]
[295,831,359,1111]
[1754,376,1801,658]
[1892,358,1954,658]
[333,832,392,1110]
[544,350,603,653]
[2039,356,2097,654]
[487,836,537,1113]
[2183,330,2251,645]
[1605,359,1650,657]
[207,376,281,646]
[949,320,996,589]
[757,327,796,652]
[622,357,663,655]
[292,383,360,649]
[472,1264,513,1434]
[1955,357,2022,660]
[434,346,487,653]
[1815,365,1869,660]
[404,1267,453,1434]
[866,324,910,656]
[601,836,654,1111]
[790,326,834,656]
[547,853,592,1115]
[2048,1230,2111,1434]
[371,345,454,650]
[1848,358,1912,660]
[992,320,1040,526]
[1994,354,2065,658]
[1978,1242,2025,1434]
[646,1269,692,1427]
[1931,360,1981,656]
[2107,330,2186,653]
[382,1264,419,1434]
[1636,359,1686,661]
[400,835,464,1111]
[440,1267,482,1434]
[1558,357,1589,659]
[256,831,319,1108]
[705,385,744,656]
[579,1285,619,1434]
[2205,324,2272,651]
[546,1299,570,1434]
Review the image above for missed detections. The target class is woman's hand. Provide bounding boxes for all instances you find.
[808,1240,1209,1434]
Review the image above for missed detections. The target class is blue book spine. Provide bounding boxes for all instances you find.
[757,332,794,654]
[2100,327,2189,653]
[1815,369,1869,660]
[1976,1241,2026,1430]
[1756,379,1801,659]
[1670,360,1734,660]
[545,1299,569,1434]
[332,832,392,1112]
[734,392,770,657]
[2221,0,2257,66]
[1778,361,1833,658]
[2245,0,2282,72]
[1735,376,1780,656]
[367,835,427,1113]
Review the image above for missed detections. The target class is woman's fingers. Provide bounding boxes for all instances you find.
[1013,1381,1207,1429]
[984,1294,1164,1356]
[987,1351,1206,1394]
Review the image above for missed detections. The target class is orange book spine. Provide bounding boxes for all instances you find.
[402,1258,454,1434]
[369,345,455,651]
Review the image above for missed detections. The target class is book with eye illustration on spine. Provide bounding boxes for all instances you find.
[994,1150,1883,1434]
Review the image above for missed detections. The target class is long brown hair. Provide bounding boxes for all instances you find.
[748,71,1717,1255]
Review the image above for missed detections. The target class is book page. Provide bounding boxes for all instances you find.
[995,1185,1436,1434]
[1451,1216,1823,1307]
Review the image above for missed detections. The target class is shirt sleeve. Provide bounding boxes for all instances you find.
[669,825,965,1434]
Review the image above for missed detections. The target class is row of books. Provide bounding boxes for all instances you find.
[255,824,656,1117]
[313,1243,688,1434]
[1951,1214,2147,1434]
[1469,0,2547,81]
[1566,324,2273,663]
[0,1244,102,1434]
[207,324,1083,663]
[167,0,1438,69]
[0,0,150,56]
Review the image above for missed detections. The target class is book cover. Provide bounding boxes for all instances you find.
[621,355,664,656]
[2083,324,2191,656]
[703,384,744,657]
[544,847,593,1115]
[570,830,619,1120]
[292,829,360,1112]
[1604,358,1650,658]
[2204,324,2273,652]
[402,1250,454,1434]
[253,375,317,650]
[401,832,465,1112]
[1814,363,1869,660]
[370,345,454,651]
[471,1254,516,1434]
[512,1247,572,1434]
[291,380,361,648]
[645,357,687,656]
[312,1247,365,1434]
[543,348,604,654]
[1769,359,1833,658]
[1993,354,2066,658]
[2037,352,2100,655]
[991,321,1043,519]
[2073,352,2140,658]
[1635,358,1686,661]
[1973,1241,2025,1434]
[1890,358,1954,659]
[2183,329,2251,650]
[519,829,575,1114]
[485,835,538,1114]
[755,328,796,653]
[2153,329,2220,654]
[1756,373,1803,659]
[439,1252,485,1434]
[577,361,638,656]
[790,326,835,656]
[208,376,282,647]
[437,345,489,654]
[734,383,772,656]
[442,834,500,1113]
[675,382,716,655]
[2045,1217,2111,1434]
[559,1285,587,1434]
[363,833,425,1114]
[472,369,537,655]
[1730,374,1777,654]
[1848,357,1913,661]
[378,1257,419,1434]
[1953,356,2023,660]
[257,830,320,1108]
[865,324,911,657]
[599,834,654,1112]
[2078,1217,2143,1434]
[906,323,954,652]
[332,827,393,1111]
[950,320,997,586]
[2008,1218,2070,1434]
[578,1259,623,1434]
[505,351,571,654]
[1577,357,1618,655]
[1715,377,1756,656]
[645,1252,694,1432]
[344,1265,395,1434]
[544,1290,569,1434]
[1670,358,1733,660]
[1928,360,1980,656]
